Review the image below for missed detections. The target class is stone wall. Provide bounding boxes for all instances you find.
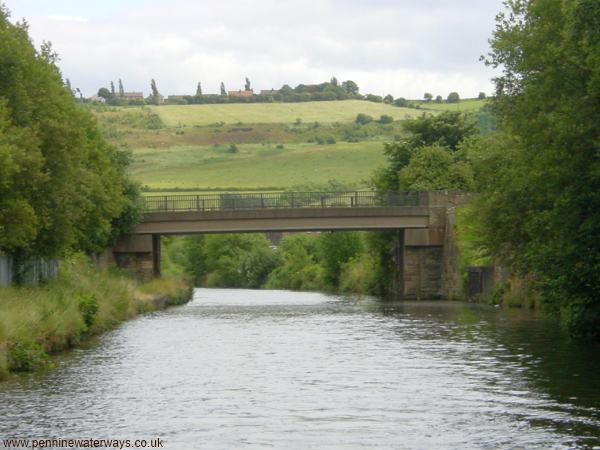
[113,252,154,282]
[403,246,444,299]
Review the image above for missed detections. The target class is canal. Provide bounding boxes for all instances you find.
[1,289,599,449]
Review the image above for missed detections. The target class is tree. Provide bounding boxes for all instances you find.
[403,111,477,151]
[196,82,202,96]
[110,81,115,97]
[474,0,600,338]
[118,79,124,97]
[149,79,160,104]
[280,84,293,96]
[0,5,137,263]
[398,145,473,191]
[394,97,408,107]
[477,92,486,100]
[435,95,443,103]
[65,78,73,96]
[220,82,226,96]
[447,92,460,103]
[318,232,363,286]
[330,76,338,86]
[383,94,394,104]
[342,80,359,95]
[244,77,251,91]
[97,87,111,100]
[424,92,433,102]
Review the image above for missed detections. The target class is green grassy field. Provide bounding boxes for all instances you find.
[131,142,386,190]
[97,99,486,191]
[146,100,417,126]
[415,98,488,112]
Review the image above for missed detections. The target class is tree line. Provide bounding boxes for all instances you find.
[0,5,140,279]
[93,76,471,107]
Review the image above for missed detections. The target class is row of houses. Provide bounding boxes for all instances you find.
[89,89,281,103]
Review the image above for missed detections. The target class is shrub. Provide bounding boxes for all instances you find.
[7,340,49,372]
[228,143,239,153]
[365,94,383,103]
[378,114,394,124]
[78,293,99,330]
[355,113,374,125]
[339,253,378,294]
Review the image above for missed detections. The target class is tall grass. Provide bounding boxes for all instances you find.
[0,255,190,380]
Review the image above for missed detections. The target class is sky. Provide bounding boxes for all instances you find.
[5,0,505,99]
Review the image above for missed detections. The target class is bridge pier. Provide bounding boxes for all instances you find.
[111,234,161,282]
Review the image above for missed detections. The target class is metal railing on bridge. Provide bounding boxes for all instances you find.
[141,191,423,213]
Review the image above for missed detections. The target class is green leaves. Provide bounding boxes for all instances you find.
[0,7,137,260]
[476,0,600,339]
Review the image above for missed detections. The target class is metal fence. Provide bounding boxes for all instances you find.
[142,191,423,213]
[0,255,60,286]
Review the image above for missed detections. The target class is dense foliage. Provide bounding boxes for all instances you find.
[0,6,139,265]
[471,0,600,338]
[174,232,367,292]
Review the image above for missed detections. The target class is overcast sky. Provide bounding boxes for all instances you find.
[5,0,504,99]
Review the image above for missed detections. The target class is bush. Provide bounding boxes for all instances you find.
[326,136,336,144]
[78,293,99,330]
[378,114,394,124]
[339,253,378,294]
[276,143,285,149]
[355,113,374,125]
[228,143,239,153]
[365,94,383,103]
[7,340,49,372]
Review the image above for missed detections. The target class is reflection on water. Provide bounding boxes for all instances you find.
[1,289,599,449]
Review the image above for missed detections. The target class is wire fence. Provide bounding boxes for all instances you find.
[141,191,423,212]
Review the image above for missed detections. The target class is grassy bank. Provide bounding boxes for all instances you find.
[0,256,191,380]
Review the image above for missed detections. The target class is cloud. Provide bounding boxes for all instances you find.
[13,0,504,98]
[48,14,88,23]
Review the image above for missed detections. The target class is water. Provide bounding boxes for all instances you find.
[1,289,599,449]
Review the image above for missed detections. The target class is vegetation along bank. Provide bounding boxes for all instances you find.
[0,5,191,379]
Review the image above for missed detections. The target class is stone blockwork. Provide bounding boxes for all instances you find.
[403,246,444,299]
[109,234,160,282]
[113,252,154,282]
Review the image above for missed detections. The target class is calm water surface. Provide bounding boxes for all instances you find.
[1,289,599,449]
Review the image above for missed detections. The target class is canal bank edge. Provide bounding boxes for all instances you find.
[0,255,193,380]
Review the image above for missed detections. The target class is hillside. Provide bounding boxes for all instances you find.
[147,100,416,126]
[91,99,488,191]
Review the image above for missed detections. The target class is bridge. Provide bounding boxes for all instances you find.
[109,190,465,300]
